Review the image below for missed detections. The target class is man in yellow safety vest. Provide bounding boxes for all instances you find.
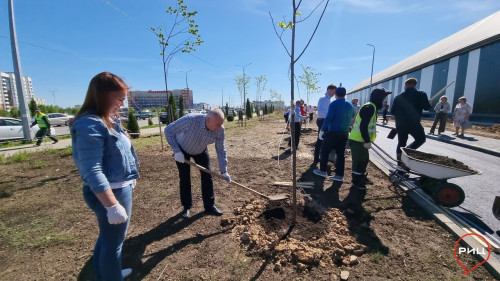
[349,88,391,189]
[30,108,58,146]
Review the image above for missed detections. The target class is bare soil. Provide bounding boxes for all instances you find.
[402,148,474,172]
[0,116,495,280]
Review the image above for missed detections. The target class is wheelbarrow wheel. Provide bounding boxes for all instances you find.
[431,183,465,207]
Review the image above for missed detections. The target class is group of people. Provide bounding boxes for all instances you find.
[70,72,230,281]
[429,95,472,137]
[70,72,474,281]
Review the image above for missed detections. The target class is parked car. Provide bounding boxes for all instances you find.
[159,112,168,124]
[46,113,74,126]
[134,110,153,120]
[0,117,56,141]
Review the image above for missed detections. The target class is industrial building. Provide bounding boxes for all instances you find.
[348,11,500,122]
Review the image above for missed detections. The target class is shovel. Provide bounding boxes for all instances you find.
[186,160,288,202]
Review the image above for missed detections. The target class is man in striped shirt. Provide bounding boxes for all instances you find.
[165,108,230,218]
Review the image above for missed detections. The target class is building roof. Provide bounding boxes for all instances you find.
[349,10,500,93]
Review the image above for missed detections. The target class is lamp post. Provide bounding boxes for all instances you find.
[180,70,192,110]
[367,44,375,93]
[236,62,251,116]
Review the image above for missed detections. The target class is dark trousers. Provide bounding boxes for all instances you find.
[349,140,369,174]
[396,123,426,156]
[320,131,348,176]
[35,127,57,145]
[175,148,214,209]
[309,113,314,122]
[382,110,388,122]
[313,118,325,163]
[288,122,301,149]
[430,112,447,134]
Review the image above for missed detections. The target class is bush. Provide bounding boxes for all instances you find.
[227,115,234,122]
[148,117,153,126]
[127,108,140,139]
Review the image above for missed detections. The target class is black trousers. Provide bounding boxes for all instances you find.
[382,110,388,122]
[396,123,426,156]
[313,118,325,163]
[35,127,57,145]
[288,122,301,149]
[175,148,214,209]
[320,131,348,177]
[430,112,447,134]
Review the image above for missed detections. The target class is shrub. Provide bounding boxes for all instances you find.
[148,117,153,126]
[227,115,234,122]
[127,108,140,139]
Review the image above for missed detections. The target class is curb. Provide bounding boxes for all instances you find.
[376,124,500,158]
[370,157,500,279]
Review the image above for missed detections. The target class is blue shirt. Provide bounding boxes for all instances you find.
[317,93,332,119]
[71,114,139,194]
[165,113,228,173]
[321,98,354,132]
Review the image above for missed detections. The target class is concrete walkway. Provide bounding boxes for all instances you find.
[378,120,500,157]
[0,127,162,157]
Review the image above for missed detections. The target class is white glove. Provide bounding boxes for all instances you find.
[318,131,325,140]
[221,172,231,184]
[174,152,185,163]
[105,203,128,224]
[363,142,372,149]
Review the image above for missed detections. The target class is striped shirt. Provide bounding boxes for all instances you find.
[165,114,228,173]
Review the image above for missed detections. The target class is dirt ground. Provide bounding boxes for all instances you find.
[419,119,500,139]
[0,116,496,280]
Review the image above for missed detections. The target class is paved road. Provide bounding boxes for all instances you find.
[51,118,158,136]
[372,125,500,240]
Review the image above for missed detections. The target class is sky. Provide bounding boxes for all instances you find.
[1,0,499,109]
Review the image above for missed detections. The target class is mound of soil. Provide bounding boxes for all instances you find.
[403,149,474,172]
[221,199,368,272]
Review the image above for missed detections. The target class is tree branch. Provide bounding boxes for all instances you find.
[295,0,329,63]
[296,0,325,23]
[269,11,291,57]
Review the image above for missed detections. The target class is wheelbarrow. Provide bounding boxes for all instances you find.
[371,143,482,208]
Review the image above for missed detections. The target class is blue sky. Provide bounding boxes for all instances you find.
[1,0,499,108]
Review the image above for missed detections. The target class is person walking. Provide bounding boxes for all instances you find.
[314,86,354,182]
[349,88,391,189]
[308,104,315,122]
[70,72,138,281]
[391,78,431,161]
[30,108,58,146]
[452,96,472,137]
[382,100,390,124]
[312,84,336,165]
[429,96,451,135]
[288,100,308,150]
[165,108,230,218]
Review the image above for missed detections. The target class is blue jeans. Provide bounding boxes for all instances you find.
[83,184,132,281]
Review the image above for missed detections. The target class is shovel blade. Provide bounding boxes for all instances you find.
[267,194,289,201]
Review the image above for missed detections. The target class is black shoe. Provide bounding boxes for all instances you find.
[52,140,58,144]
[182,208,190,218]
[205,205,223,216]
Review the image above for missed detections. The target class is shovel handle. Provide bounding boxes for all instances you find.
[186,160,269,199]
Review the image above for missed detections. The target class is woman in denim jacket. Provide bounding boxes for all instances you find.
[71,72,139,281]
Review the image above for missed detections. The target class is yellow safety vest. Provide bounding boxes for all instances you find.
[349,102,377,142]
[35,113,49,128]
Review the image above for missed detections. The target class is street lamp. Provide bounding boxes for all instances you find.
[367,44,375,93]
[180,70,192,109]
[236,62,251,112]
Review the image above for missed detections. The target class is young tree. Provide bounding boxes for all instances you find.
[270,0,330,223]
[127,108,140,139]
[270,89,284,111]
[151,0,203,93]
[225,103,229,116]
[29,98,37,116]
[234,73,251,111]
[179,94,185,117]
[246,98,252,119]
[264,104,268,115]
[255,75,267,118]
[298,65,322,104]
[10,107,20,118]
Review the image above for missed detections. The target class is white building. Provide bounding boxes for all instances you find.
[34,97,46,106]
[0,72,35,110]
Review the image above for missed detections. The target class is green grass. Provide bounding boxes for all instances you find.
[0,153,4,164]
[11,151,29,163]
[0,135,70,149]
[32,160,46,169]
[61,146,73,156]
[0,218,76,249]
[140,124,160,129]
[371,250,385,264]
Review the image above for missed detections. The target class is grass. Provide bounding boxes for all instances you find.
[32,160,47,169]
[140,124,161,129]
[61,146,73,157]
[0,153,4,163]
[11,151,29,163]
[0,218,76,249]
[371,250,385,264]
[0,135,70,149]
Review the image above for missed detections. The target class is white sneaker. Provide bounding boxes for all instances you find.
[313,169,327,178]
[122,268,132,278]
[329,175,344,182]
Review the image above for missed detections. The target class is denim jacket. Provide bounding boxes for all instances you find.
[70,114,139,194]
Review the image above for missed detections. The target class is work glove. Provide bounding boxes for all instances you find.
[105,203,128,224]
[221,172,231,184]
[318,130,325,140]
[363,142,372,149]
[174,152,185,163]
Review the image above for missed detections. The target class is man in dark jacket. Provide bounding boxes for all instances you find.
[391,78,431,160]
